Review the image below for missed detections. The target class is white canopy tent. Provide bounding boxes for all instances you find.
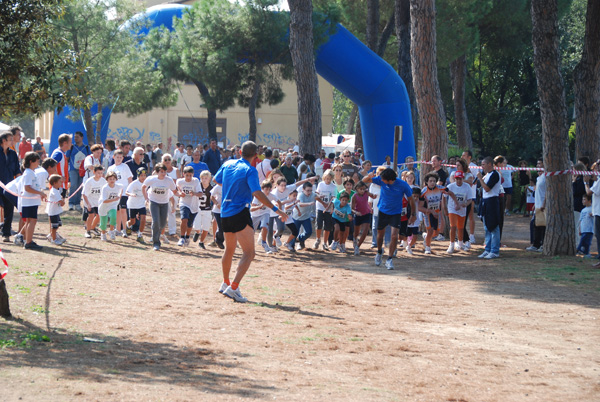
[0,122,10,131]
[334,135,355,153]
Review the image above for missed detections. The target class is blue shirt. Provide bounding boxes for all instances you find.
[332,198,351,222]
[187,161,209,180]
[371,176,413,215]
[203,148,222,175]
[580,206,594,234]
[66,144,90,171]
[214,158,261,218]
[0,148,19,185]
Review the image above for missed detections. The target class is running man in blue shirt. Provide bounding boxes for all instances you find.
[363,168,416,270]
[214,141,287,302]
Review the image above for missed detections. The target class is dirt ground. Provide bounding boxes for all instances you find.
[1,212,599,402]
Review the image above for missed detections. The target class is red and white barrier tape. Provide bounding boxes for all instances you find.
[0,248,8,281]
[393,161,600,177]
[0,180,84,203]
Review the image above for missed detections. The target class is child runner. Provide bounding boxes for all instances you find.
[406,186,422,255]
[420,172,445,255]
[192,170,213,249]
[331,191,352,253]
[351,181,375,255]
[250,180,277,253]
[83,165,106,238]
[525,184,535,217]
[46,174,66,245]
[335,177,356,247]
[314,169,336,250]
[126,167,148,243]
[106,149,132,237]
[210,182,225,249]
[176,166,201,247]
[369,166,390,249]
[98,171,123,241]
[291,181,324,250]
[444,170,471,253]
[577,193,594,257]
[282,190,300,252]
[143,163,178,251]
[20,152,46,250]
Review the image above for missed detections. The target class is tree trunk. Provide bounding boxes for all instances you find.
[396,0,419,152]
[95,103,103,145]
[450,54,472,150]
[0,280,11,318]
[193,79,218,140]
[531,0,575,256]
[248,75,261,143]
[410,0,447,175]
[83,107,95,146]
[288,0,322,156]
[366,0,380,51]
[346,104,358,134]
[355,114,362,154]
[574,0,600,163]
[377,12,395,57]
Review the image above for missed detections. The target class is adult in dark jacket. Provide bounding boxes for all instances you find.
[202,139,222,175]
[0,132,21,242]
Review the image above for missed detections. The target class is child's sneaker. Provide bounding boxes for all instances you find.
[224,286,248,303]
[313,238,321,249]
[137,233,145,243]
[199,242,206,249]
[297,240,305,250]
[406,245,413,255]
[463,242,471,251]
[434,234,445,241]
[126,224,133,235]
[275,236,282,247]
[285,242,295,252]
[14,234,24,246]
[385,258,394,270]
[92,228,101,236]
[160,234,170,244]
[261,240,271,253]
[84,231,92,238]
[353,244,360,256]
[121,230,128,238]
[185,238,191,247]
[446,244,455,254]
[339,244,346,253]
[101,233,107,241]
[469,234,476,244]
[375,253,382,266]
[322,242,329,251]
[177,238,185,246]
[53,238,63,246]
[424,246,432,255]
[330,241,339,251]
[109,230,116,240]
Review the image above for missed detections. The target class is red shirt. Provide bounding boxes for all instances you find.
[19,141,32,159]
[322,158,332,171]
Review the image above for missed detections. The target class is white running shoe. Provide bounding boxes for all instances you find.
[424,246,432,255]
[322,242,329,251]
[121,230,128,238]
[434,234,445,241]
[385,258,394,270]
[109,230,116,240]
[219,282,228,294]
[399,240,406,248]
[353,245,360,256]
[100,233,107,241]
[84,231,92,238]
[406,245,413,255]
[446,244,455,254]
[160,234,170,244]
[177,238,185,246]
[526,246,538,252]
[224,286,248,303]
[339,244,346,253]
[261,240,271,253]
[375,253,382,266]
[330,241,339,251]
[185,238,190,247]
[275,236,282,247]
[14,234,25,246]
[313,239,321,249]
[285,242,295,252]
[478,251,489,258]
[484,252,499,259]
[469,234,476,244]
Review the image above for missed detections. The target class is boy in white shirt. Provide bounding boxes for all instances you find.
[406,187,422,255]
[251,180,278,253]
[192,170,213,249]
[126,167,148,242]
[210,183,224,249]
[107,150,132,237]
[98,171,123,241]
[314,169,336,250]
[46,175,66,245]
[21,152,47,250]
[176,166,202,246]
[82,165,106,238]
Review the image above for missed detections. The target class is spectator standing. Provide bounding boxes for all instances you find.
[527,159,546,252]
[18,137,33,160]
[280,156,299,184]
[66,131,90,211]
[257,149,274,183]
[0,132,20,242]
[340,150,359,178]
[50,133,72,199]
[33,136,46,159]
[203,139,222,175]
[476,156,502,259]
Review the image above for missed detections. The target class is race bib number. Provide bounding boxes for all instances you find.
[91,188,101,195]
[109,192,119,200]
[455,194,465,203]
[199,194,207,204]
[321,195,329,203]
[428,201,440,211]
[153,188,166,195]
[333,208,345,219]
[402,207,407,216]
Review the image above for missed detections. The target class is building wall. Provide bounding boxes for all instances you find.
[106,76,333,152]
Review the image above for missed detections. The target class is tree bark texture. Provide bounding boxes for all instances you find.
[396,0,420,152]
[0,280,11,318]
[449,54,473,150]
[531,0,575,256]
[346,104,358,134]
[248,76,261,143]
[288,0,322,156]
[574,0,600,163]
[83,107,95,146]
[410,0,447,174]
[95,103,103,145]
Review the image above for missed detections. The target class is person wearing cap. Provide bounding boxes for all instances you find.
[214,141,288,303]
[444,170,474,254]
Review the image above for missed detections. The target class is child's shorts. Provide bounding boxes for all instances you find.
[354,213,372,227]
[193,210,212,232]
[118,196,128,210]
[316,210,334,232]
[334,220,348,231]
[86,206,99,215]
[49,214,62,229]
[406,226,419,236]
[286,222,299,237]
[21,205,38,219]
[129,207,147,219]
[526,203,534,212]
[252,213,270,231]
[424,213,439,230]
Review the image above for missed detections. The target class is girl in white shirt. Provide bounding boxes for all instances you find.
[21,152,47,250]
[143,163,178,251]
[106,150,132,236]
[98,171,123,241]
[82,165,106,238]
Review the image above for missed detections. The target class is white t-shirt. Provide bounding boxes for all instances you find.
[21,168,42,207]
[46,187,63,216]
[83,154,101,180]
[446,182,474,217]
[211,185,222,214]
[408,211,423,228]
[126,180,146,209]
[501,165,513,188]
[177,177,201,213]
[369,183,381,216]
[107,163,133,190]
[6,177,23,212]
[173,149,186,166]
[316,181,337,212]
[144,175,176,204]
[526,185,535,204]
[181,154,193,167]
[257,159,273,183]
[271,183,300,217]
[98,183,123,216]
[34,167,49,191]
[83,176,107,208]
[534,174,546,209]
[251,193,276,218]
[482,171,502,199]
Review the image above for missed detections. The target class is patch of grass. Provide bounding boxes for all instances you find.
[31,305,47,314]
[539,265,597,285]
[349,337,364,342]
[23,331,51,343]
[282,320,300,325]
[0,331,51,349]
[26,271,48,280]
[38,283,48,287]
[15,285,31,294]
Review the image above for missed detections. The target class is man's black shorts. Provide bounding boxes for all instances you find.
[222,208,253,233]
[377,211,401,230]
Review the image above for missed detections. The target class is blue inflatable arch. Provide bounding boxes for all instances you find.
[50,4,415,164]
